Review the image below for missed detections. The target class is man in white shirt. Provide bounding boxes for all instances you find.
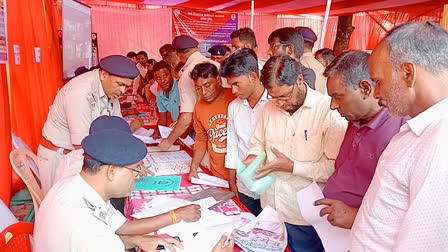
[220,48,267,216]
[245,56,347,251]
[34,127,185,252]
[351,21,448,251]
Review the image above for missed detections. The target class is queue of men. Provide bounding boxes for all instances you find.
[33,21,448,251]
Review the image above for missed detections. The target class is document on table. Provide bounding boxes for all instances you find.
[191,173,229,188]
[134,175,181,191]
[149,150,192,163]
[158,125,194,148]
[297,181,351,252]
[131,196,218,219]
[133,127,161,144]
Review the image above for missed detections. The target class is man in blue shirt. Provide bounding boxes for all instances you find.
[152,61,180,139]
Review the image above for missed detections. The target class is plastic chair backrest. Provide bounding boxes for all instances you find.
[0,222,34,252]
[9,149,44,214]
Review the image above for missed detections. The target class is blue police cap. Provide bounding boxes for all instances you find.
[295,27,317,42]
[82,129,147,166]
[172,35,199,50]
[208,45,230,56]
[89,116,131,134]
[99,55,139,79]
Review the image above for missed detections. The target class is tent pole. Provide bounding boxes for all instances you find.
[250,0,254,30]
[319,0,332,49]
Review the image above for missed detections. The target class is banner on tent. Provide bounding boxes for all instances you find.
[172,7,238,56]
[0,0,7,63]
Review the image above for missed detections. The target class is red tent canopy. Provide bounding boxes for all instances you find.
[96,0,448,15]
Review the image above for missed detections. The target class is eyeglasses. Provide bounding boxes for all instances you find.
[269,42,289,50]
[268,84,295,101]
[121,164,142,178]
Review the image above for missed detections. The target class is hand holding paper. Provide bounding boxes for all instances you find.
[254,147,293,179]
[314,198,358,229]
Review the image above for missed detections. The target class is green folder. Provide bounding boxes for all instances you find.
[134,175,181,190]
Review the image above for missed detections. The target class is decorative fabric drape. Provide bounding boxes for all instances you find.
[3,0,62,201]
[91,6,172,60]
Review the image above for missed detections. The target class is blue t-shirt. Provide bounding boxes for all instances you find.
[156,79,180,122]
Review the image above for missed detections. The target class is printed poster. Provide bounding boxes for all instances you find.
[172,7,238,56]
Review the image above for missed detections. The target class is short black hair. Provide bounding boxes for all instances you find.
[260,56,302,87]
[304,40,314,50]
[220,48,259,77]
[231,28,258,49]
[268,27,304,58]
[315,48,335,62]
[126,51,137,58]
[159,44,175,57]
[153,61,171,73]
[82,154,104,174]
[190,63,219,81]
[137,51,148,58]
[148,58,157,66]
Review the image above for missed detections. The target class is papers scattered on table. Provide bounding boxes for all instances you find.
[133,127,161,144]
[159,125,195,148]
[131,196,217,219]
[158,125,173,139]
[297,181,351,252]
[191,173,229,188]
[149,150,192,163]
[134,175,181,191]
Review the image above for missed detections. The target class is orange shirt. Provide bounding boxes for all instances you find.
[193,89,234,180]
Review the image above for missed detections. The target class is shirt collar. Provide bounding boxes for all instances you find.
[302,52,314,57]
[183,51,203,70]
[353,107,391,129]
[302,85,318,108]
[73,173,111,210]
[94,69,107,99]
[243,88,269,107]
[163,79,178,98]
[407,97,448,136]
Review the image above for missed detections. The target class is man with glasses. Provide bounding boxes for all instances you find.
[267,27,317,91]
[244,56,346,252]
[35,117,202,252]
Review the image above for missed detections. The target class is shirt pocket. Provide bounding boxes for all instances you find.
[292,131,323,161]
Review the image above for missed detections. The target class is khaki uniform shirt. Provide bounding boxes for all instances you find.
[42,69,122,150]
[34,174,127,252]
[301,52,327,95]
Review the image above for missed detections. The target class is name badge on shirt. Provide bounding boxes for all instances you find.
[83,197,113,225]
[86,93,97,113]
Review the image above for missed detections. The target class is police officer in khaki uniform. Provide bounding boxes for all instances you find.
[38,55,142,195]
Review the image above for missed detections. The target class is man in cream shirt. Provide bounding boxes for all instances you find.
[245,56,346,252]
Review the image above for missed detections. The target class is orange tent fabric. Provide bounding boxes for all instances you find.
[0,64,11,205]
[4,0,62,200]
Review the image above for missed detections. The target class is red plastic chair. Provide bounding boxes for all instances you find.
[0,222,34,252]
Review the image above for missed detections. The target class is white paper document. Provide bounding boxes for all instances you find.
[159,125,195,148]
[297,182,351,252]
[149,151,192,163]
[133,127,161,144]
[191,173,229,188]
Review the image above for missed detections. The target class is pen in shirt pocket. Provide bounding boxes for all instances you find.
[304,129,308,141]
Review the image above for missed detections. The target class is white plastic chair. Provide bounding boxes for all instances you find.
[9,149,43,214]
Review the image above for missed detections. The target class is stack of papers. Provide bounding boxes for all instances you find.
[191,173,229,188]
